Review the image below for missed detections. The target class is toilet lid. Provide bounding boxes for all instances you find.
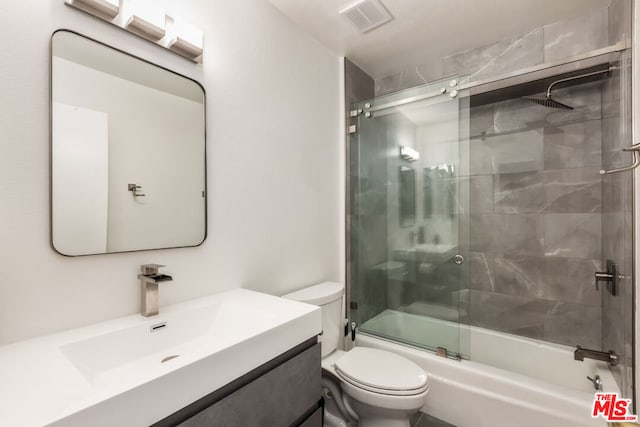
[334,347,428,395]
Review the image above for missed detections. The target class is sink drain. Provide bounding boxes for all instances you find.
[161,355,180,363]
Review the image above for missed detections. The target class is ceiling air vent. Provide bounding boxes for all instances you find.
[339,0,393,33]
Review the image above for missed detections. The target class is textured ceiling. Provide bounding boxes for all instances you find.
[268,0,612,79]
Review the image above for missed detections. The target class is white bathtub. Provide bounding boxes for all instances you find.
[357,309,617,427]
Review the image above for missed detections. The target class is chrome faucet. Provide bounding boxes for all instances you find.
[574,345,618,366]
[138,264,173,317]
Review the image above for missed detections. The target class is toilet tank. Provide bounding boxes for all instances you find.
[283,282,344,357]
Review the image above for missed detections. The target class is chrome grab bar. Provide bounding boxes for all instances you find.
[600,143,640,174]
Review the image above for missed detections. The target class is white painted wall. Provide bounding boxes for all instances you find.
[0,0,342,345]
[51,103,109,255]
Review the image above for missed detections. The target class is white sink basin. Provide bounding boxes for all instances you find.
[60,298,277,385]
[0,289,320,427]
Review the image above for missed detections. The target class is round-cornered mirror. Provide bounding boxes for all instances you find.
[51,30,206,256]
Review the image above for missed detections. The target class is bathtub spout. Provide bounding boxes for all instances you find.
[574,345,618,366]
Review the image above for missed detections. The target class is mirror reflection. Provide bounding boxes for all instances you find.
[399,166,416,227]
[51,30,206,256]
[423,165,456,219]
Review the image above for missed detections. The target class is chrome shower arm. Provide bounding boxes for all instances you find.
[546,67,614,98]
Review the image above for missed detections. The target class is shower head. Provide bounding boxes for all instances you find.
[522,66,614,110]
[522,95,574,110]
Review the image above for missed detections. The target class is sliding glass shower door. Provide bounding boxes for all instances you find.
[348,77,470,359]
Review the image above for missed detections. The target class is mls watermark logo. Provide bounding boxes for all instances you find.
[591,393,637,422]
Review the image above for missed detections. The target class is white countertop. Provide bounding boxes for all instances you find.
[0,289,321,427]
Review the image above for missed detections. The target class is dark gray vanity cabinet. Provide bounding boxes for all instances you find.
[153,338,322,427]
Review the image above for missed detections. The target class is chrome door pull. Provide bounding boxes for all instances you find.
[453,254,464,265]
[600,143,640,174]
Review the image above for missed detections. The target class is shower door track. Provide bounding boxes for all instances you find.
[363,87,454,113]
[458,40,628,95]
[363,41,628,114]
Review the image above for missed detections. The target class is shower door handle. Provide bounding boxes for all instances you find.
[600,143,640,174]
[453,254,464,265]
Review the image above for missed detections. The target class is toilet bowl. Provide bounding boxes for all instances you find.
[283,282,428,427]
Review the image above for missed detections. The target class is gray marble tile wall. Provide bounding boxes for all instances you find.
[458,289,601,348]
[375,6,614,96]
[375,64,444,99]
[543,9,608,63]
[444,29,544,84]
[609,0,632,46]
[461,80,605,348]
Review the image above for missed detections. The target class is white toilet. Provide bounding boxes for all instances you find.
[284,282,429,427]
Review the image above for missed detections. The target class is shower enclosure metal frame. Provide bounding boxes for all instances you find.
[631,0,639,412]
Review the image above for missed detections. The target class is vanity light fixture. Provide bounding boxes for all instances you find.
[64,0,204,63]
[400,146,420,162]
[167,19,204,59]
[124,0,166,40]
[67,0,120,19]
[68,0,120,18]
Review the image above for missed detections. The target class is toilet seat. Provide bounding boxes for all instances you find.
[334,347,428,396]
